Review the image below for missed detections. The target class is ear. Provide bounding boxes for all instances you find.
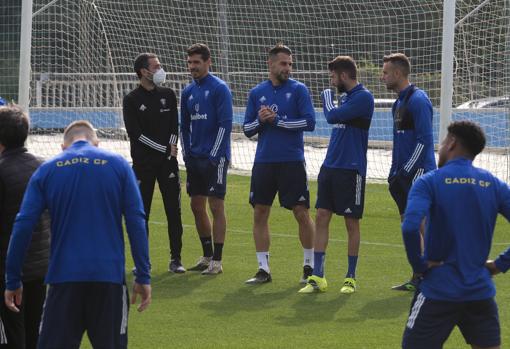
[447,136,457,152]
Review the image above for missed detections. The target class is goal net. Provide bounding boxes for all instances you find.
[7,0,510,180]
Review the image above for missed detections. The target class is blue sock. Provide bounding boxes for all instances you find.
[346,255,358,278]
[313,252,326,277]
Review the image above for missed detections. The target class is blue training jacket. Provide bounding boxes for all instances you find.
[389,84,436,178]
[321,84,374,176]
[180,73,233,162]
[402,157,510,301]
[243,78,316,163]
[5,141,150,290]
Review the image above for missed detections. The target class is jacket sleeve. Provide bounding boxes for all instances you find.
[243,90,262,138]
[122,160,151,285]
[400,94,434,176]
[168,91,179,148]
[401,177,431,273]
[274,84,315,132]
[122,94,166,154]
[209,84,233,162]
[5,170,46,290]
[180,89,192,160]
[321,89,374,124]
[495,179,510,273]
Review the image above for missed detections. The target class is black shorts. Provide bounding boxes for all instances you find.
[388,168,425,215]
[315,167,365,219]
[249,161,310,210]
[37,282,129,349]
[185,156,229,199]
[402,292,500,349]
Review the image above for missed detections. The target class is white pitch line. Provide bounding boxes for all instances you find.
[150,221,404,248]
[149,220,510,247]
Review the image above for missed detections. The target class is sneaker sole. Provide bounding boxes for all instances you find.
[169,269,186,274]
[188,266,209,272]
[298,286,326,293]
[340,287,355,294]
[245,279,271,285]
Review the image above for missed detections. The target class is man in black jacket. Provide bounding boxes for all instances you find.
[123,53,185,273]
[0,104,50,349]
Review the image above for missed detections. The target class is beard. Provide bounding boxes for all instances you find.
[336,82,347,93]
[276,71,289,83]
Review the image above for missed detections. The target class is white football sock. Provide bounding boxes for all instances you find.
[256,252,270,273]
[303,248,314,268]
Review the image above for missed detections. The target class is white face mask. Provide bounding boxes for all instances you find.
[150,68,166,85]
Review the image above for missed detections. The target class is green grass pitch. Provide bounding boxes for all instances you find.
[83,173,510,348]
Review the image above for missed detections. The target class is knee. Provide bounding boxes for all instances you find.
[253,205,270,221]
[190,201,206,216]
[345,219,360,236]
[293,206,311,224]
[208,199,225,217]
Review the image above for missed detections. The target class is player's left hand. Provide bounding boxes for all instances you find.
[485,260,501,276]
[258,105,276,123]
[4,287,23,313]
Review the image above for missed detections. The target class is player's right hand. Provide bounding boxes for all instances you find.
[131,282,152,312]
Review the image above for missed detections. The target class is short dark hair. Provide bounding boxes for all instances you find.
[187,43,211,61]
[0,105,29,149]
[383,53,411,77]
[268,43,292,59]
[328,56,357,80]
[134,53,158,78]
[447,120,486,158]
[63,120,98,145]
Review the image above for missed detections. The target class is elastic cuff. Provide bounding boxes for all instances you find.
[494,258,510,273]
[6,280,22,291]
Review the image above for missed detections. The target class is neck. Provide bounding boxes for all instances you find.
[140,78,155,91]
[0,144,5,154]
[395,80,411,94]
[345,80,358,92]
[194,72,209,81]
[269,76,285,86]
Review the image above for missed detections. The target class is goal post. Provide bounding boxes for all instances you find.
[12,0,510,181]
[18,0,33,113]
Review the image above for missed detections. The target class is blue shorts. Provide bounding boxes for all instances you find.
[315,166,365,219]
[185,156,228,199]
[37,282,129,349]
[389,168,425,215]
[249,161,309,209]
[402,292,500,349]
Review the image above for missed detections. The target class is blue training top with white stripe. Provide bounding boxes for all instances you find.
[321,84,374,176]
[180,73,233,162]
[243,78,316,163]
[5,141,150,290]
[402,157,510,301]
[390,84,436,178]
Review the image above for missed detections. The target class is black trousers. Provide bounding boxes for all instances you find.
[0,279,46,349]
[133,157,183,260]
